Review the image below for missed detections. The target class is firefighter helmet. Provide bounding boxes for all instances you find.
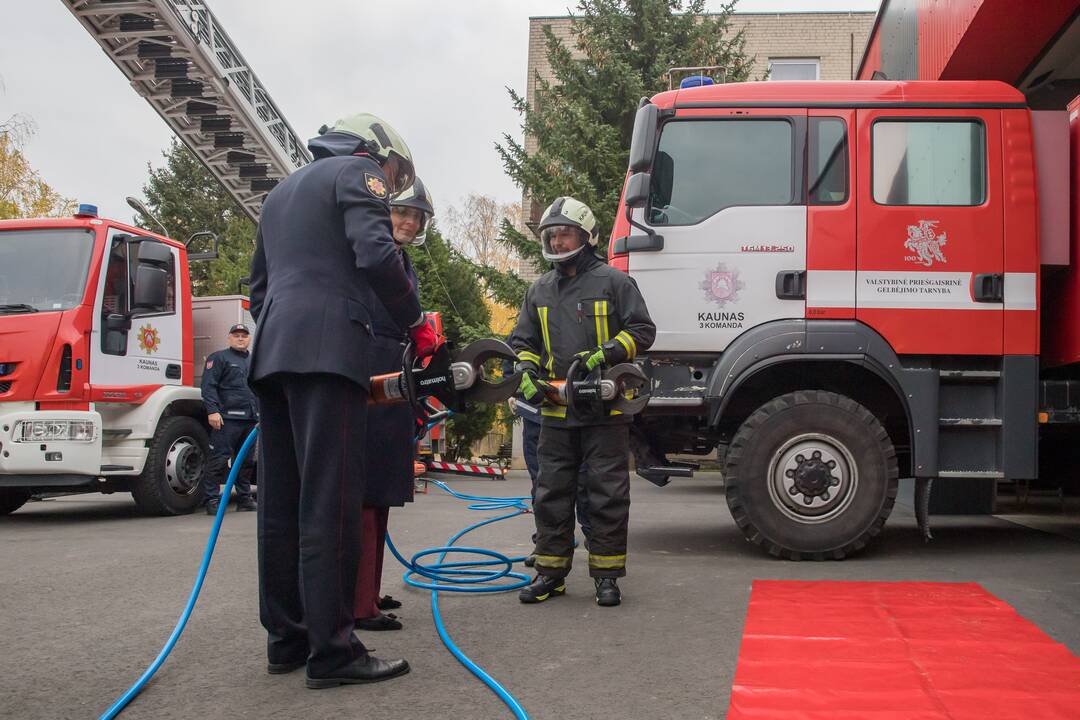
[322,113,415,194]
[390,176,434,246]
[538,197,599,263]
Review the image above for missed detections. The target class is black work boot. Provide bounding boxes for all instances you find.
[205,499,220,516]
[236,496,257,512]
[594,578,621,607]
[518,575,566,604]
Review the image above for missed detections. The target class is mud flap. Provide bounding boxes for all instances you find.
[915,477,933,542]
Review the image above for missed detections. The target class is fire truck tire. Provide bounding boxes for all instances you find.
[132,416,209,516]
[0,488,32,515]
[724,390,898,560]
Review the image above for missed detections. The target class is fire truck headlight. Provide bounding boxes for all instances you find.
[13,420,96,443]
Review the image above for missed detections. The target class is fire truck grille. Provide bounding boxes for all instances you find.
[0,381,11,394]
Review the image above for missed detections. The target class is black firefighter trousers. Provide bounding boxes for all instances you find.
[533,423,630,579]
[252,372,369,677]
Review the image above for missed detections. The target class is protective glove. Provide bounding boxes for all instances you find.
[576,347,607,372]
[518,370,543,402]
[409,316,444,359]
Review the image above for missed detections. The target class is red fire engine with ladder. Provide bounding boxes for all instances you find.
[0,0,453,516]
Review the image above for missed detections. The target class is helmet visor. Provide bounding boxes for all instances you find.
[384,152,415,195]
[540,225,587,262]
[390,206,430,245]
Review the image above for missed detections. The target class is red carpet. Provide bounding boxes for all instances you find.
[728,581,1080,719]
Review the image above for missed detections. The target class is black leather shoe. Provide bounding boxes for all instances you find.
[518,575,566,604]
[205,500,219,516]
[377,595,402,611]
[305,654,410,689]
[595,578,621,607]
[355,612,402,631]
[267,658,306,674]
[236,496,257,512]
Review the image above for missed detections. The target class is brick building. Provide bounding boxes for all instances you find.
[518,10,875,281]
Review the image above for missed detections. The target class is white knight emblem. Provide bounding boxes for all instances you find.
[904,220,947,267]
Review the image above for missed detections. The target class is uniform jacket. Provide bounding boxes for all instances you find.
[511,252,656,427]
[201,347,258,421]
[363,248,418,508]
[247,131,421,389]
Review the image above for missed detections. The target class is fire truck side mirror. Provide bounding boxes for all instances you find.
[132,265,168,311]
[105,314,132,332]
[625,172,651,209]
[628,102,660,173]
[186,231,220,262]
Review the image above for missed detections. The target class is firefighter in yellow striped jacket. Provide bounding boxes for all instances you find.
[510,197,656,607]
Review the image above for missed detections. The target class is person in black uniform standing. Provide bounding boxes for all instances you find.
[200,323,258,515]
[248,113,442,689]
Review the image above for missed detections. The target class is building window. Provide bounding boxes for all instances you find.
[768,58,820,81]
[649,119,794,225]
[809,118,848,205]
[872,120,986,206]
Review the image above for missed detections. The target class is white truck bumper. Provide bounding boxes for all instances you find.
[0,408,103,480]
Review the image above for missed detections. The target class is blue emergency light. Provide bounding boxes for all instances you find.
[75,203,99,218]
[680,75,714,88]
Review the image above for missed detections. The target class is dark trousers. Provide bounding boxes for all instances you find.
[533,423,630,579]
[201,419,256,503]
[523,418,591,542]
[353,505,390,620]
[253,373,369,676]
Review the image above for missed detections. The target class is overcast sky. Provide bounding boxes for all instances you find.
[2,0,879,224]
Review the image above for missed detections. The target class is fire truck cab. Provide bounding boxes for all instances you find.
[0,206,246,516]
[612,80,1065,559]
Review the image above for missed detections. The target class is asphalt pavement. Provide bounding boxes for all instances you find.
[2,471,1079,720]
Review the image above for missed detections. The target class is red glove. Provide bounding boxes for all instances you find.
[409,319,444,359]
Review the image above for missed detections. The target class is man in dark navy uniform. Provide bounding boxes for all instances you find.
[200,323,258,515]
[248,113,442,689]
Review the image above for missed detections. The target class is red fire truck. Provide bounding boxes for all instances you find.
[612,79,1079,559]
[0,205,250,516]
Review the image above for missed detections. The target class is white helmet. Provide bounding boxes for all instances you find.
[322,113,415,194]
[538,197,599,263]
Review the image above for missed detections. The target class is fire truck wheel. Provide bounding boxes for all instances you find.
[724,390,898,560]
[0,488,32,516]
[132,416,209,516]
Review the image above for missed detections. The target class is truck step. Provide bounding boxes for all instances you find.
[938,370,1000,381]
[938,418,1002,426]
[937,470,1005,479]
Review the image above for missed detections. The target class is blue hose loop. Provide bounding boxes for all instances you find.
[385,478,534,720]
[98,426,260,720]
[99,434,534,720]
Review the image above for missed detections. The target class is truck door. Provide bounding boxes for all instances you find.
[90,230,184,392]
[627,109,807,352]
[855,109,1003,355]
[806,110,856,319]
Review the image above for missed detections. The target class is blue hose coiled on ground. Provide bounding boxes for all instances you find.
[99,428,534,720]
[386,478,533,719]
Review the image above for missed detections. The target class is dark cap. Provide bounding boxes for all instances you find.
[228,323,251,335]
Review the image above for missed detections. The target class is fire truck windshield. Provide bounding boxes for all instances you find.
[0,228,95,314]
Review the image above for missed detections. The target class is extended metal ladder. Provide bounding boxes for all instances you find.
[61,0,311,222]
